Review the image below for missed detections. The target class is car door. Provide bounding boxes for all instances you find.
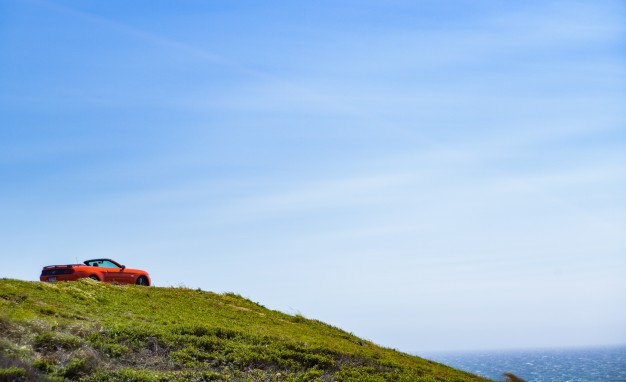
[99,260,131,283]
[115,267,135,284]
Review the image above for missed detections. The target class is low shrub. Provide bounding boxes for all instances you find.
[60,356,97,379]
[32,358,54,373]
[0,366,26,381]
[0,354,50,382]
[33,332,81,352]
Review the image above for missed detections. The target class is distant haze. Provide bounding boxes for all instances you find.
[1,0,624,353]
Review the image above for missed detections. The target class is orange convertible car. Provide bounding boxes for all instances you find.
[40,259,151,286]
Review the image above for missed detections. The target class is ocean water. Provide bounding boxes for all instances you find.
[422,346,626,381]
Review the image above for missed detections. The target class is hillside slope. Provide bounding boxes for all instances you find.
[0,279,490,381]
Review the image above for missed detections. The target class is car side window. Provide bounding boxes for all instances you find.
[87,260,119,268]
[99,261,119,268]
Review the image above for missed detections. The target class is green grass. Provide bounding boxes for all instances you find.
[0,278,491,381]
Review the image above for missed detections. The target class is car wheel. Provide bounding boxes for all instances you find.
[136,276,149,286]
[88,275,100,281]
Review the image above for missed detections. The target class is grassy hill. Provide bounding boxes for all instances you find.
[0,279,491,381]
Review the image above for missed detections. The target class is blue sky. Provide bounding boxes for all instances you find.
[1,0,625,353]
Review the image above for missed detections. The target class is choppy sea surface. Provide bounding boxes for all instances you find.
[422,345,626,381]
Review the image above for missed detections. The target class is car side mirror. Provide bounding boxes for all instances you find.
[121,265,126,270]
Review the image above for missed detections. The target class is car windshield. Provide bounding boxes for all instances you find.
[85,260,120,268]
